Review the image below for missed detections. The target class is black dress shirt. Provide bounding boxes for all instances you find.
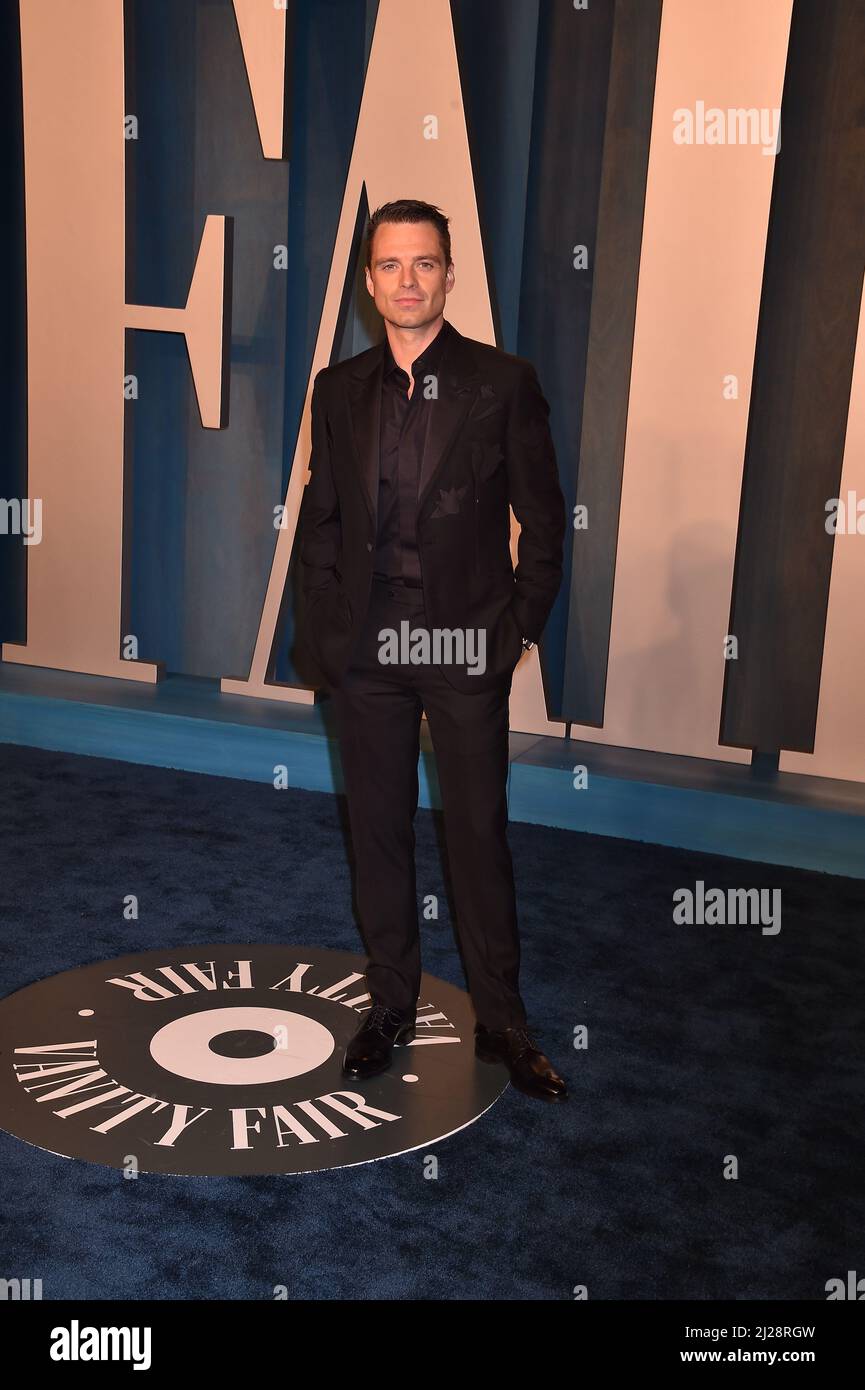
[374,317,454,588]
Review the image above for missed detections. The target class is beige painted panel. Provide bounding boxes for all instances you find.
[232,0,286,160]
[5,1,231,682]
[3,0,159,681]
[781,280,865,782]
[127,214,231,430]
[566,0,792,762]
[508,633,567,738]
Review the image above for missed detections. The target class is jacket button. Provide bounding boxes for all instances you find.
[366,542,373,552]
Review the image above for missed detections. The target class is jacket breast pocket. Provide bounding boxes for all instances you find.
[466,390,505,427]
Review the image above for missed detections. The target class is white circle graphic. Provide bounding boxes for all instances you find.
[149,1007,335,1084]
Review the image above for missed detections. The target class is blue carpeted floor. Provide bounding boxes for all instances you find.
[0,741,863,1300]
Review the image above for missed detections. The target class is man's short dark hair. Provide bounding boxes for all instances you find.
[365,199,452,270]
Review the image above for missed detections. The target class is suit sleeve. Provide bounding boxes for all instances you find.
[298,368,341,596]
[505,361,567,641]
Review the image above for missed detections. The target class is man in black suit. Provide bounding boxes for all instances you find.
[295,200,567,1101]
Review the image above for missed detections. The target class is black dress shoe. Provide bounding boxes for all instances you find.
[475,1024,568,1101]
[342,1003,417,1079]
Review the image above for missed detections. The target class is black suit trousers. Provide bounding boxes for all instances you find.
[329,577,527,1031]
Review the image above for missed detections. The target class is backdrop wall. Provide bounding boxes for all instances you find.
[2,0,864,778]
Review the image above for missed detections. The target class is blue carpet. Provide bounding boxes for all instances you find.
[0,741,862,1300]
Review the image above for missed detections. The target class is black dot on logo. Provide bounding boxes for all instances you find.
[207,1029,278,1059]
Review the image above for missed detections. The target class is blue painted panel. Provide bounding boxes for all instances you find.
[1,669,863,879]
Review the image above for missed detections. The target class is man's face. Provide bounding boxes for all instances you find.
[365,220,454,331]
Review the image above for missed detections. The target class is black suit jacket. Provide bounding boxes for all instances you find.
[294,320,566,694]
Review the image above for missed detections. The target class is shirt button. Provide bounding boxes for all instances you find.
[366,542,373,552]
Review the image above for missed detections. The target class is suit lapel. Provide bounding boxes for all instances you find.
[345,347,384,528]
[344,323,482,529]
[417,327,481,510]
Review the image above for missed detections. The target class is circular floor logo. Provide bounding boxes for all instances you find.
[0,945,508,1175]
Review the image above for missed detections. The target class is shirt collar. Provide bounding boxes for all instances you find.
[383,318,452,381]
